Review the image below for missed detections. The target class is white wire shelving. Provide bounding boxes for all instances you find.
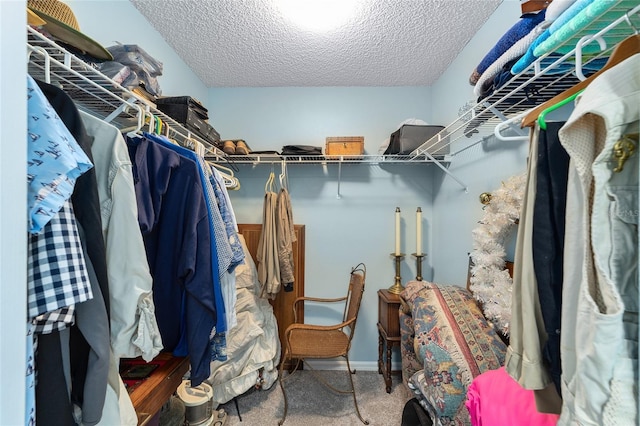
[26,1,640,192]
[412,1,640,184]
[211,1,640,192]
[26,26,225,157]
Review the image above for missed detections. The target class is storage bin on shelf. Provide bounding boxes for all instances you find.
[325,136,365,159]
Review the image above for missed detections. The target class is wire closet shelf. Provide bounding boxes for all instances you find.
[207,1,639,186]
[26,26,225,157]
[26,2,640,176]
[412,1,640,162]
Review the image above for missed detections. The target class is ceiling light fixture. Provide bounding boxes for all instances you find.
[276,0,361,32]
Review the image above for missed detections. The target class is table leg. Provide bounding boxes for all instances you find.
[384,342,393,393]
[377,332,384,375]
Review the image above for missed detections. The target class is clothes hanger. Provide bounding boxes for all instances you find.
[194,139,206,157]
[209,161,240,189]
[146,112,155,133]
[27,46,51,84]
[181,135,196,149]
[537,90,584,130]
[229,175,240,190]
[212,162,235,178]
[494,110,531,141]
[227,173,241,190]
[265,170,275,193]
[214,167,236,188]
[521,33,640,128]
[279,159,288,190]
[125,104,145,139]
[155,116,163,135]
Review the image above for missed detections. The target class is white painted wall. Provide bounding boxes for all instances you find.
[1,2,27,424]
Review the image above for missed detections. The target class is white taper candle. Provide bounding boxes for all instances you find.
[395,207,401,255]
[416,207,422,256]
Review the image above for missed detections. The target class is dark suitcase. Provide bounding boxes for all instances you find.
[156,96,209,121]
[183,110,220,143]
[384,125,447,157]
[155,96,220,144]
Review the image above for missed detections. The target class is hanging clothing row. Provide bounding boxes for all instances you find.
[125,128,245,379]
[25,70,246,425]
[27,74,142,426]
[506,35,639,426]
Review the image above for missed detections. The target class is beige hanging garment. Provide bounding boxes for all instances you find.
[257,172,281,299]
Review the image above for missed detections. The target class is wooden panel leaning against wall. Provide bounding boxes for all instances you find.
[236,224,306,370]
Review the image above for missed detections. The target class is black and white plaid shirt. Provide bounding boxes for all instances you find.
[28,201,93,320]
[33,306,75,334]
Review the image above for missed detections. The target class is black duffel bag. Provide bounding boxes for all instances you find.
[384,124,446,156]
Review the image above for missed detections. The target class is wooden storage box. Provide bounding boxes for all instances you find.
[325,136,364,158]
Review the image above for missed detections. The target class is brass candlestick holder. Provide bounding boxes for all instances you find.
[388,253,405,294]
[412,253,426,281]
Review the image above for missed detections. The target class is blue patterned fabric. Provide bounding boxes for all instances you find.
[25,322,35,426]
[209,331,228,362]
[26,75,93,234]
[209,165,245,269]
[194,154,235,280]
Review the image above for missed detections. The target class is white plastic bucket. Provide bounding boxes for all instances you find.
[176,380,214,426]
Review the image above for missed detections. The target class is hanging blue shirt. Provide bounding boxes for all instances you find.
[209,164,245,269]
[26,75,93,234]
[141,133,231,336]
[126,134,216,387]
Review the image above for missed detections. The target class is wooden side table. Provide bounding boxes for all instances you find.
[377,289,401,393]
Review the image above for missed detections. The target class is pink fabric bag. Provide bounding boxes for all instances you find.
[465,367,559,426]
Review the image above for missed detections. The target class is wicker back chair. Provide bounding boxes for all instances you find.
[277,263,369,425]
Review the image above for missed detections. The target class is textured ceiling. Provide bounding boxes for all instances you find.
[130,0,502,88]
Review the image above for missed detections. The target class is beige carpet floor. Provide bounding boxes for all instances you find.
[223,370,411,426]
[161,369,412,426]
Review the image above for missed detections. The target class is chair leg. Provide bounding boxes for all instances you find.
[345,356,369,425]
[278,358,289,425]
[232,397,242,422]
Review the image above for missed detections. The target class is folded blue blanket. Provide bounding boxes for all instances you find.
[469,11,546,84]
